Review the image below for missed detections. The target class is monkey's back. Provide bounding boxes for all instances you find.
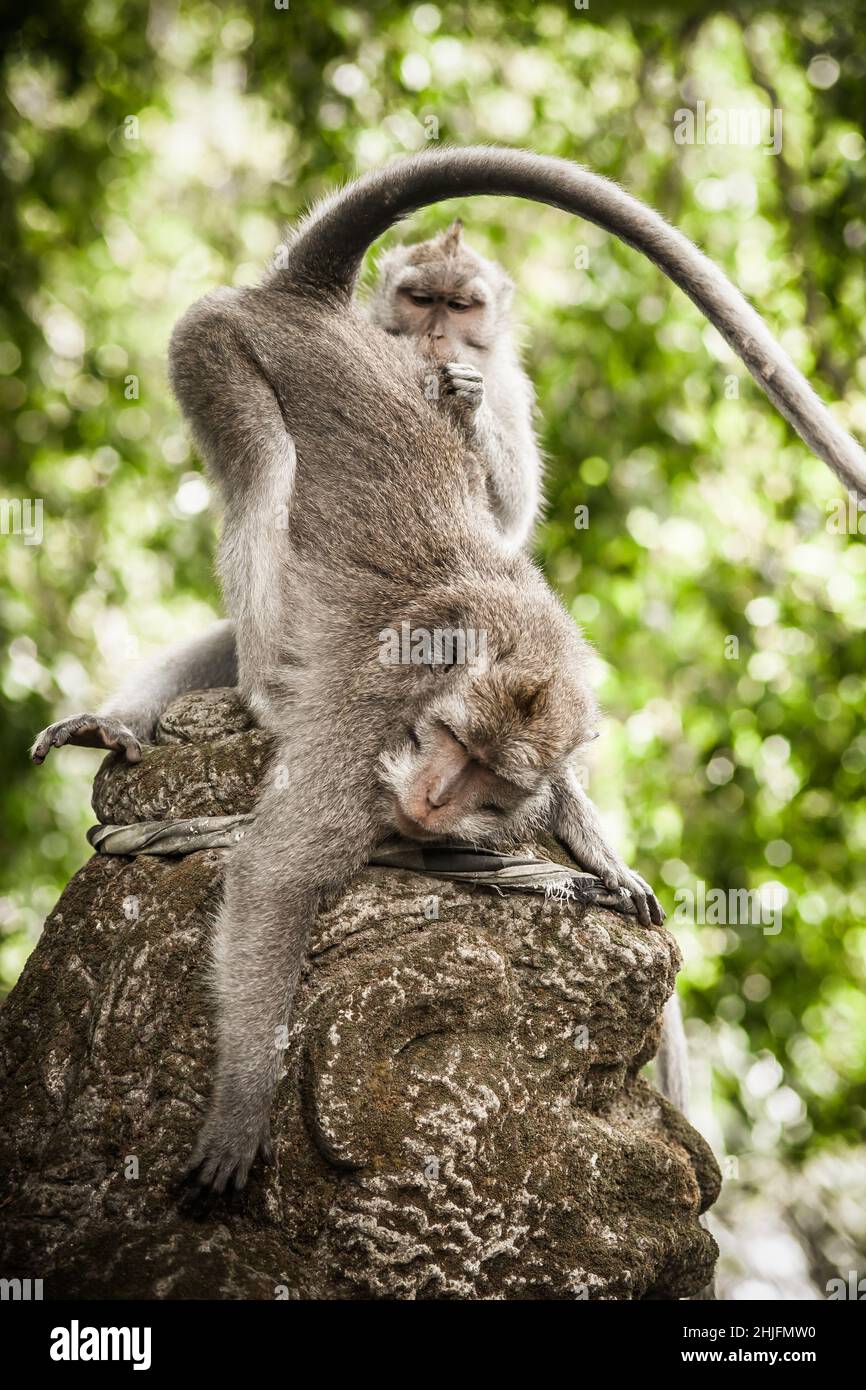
[170,278,583,709]
[240,286,505,585]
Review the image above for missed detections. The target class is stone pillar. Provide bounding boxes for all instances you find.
[0,691,719,1299]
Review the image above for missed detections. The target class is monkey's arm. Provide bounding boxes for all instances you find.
[471,399,542,551]
[438,361,543,551]
[31,621,237,763]
[180,728,376,1202]
[169,294,296,720]
[549,766,663,927]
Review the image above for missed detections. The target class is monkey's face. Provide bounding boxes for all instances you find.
[370,228,511,364]
[378,668,597,845]
[382,720,536,843]
[398,280,495,364]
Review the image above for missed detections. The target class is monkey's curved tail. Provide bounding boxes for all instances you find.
[282,145,866,497]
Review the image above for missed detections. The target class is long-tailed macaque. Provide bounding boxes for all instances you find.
[31,223,539,762]
[369,216,543,549]
[32,148,866,1196]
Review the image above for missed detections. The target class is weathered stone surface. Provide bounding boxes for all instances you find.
[92,688,269,823]
[0,690,720,1300]
[155,686,254,745]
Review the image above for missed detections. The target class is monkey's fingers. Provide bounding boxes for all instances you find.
[615,873,660,928]
[443,362,483,382]
[623,883,652,928]
[176,1131,273,1218]
[631,873,665,926]
[596,865,660,928]
[570,840,662,927]
[441,362,484,403]
[31,714,142,765]
[612,867,665,926]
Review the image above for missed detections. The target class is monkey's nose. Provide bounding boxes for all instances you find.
[426,778,451,809]
[394,801,436,840]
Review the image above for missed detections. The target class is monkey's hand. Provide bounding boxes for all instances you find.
[440,361,484,420]
[551,775,664,928]
[575,847,664,929]
[31,714,142,765]
[177,1100,274,1216]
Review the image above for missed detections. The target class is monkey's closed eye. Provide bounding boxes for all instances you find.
[406,291,433,307]
[440,722,470,756]
[447,299,472,313]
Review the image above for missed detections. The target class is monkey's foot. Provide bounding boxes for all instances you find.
[441,361,484,413]
[31,714,142,765]
[177,1112,274,1218]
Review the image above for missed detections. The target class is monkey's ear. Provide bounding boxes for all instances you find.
[497,270,515,306]
[513,675,551,722]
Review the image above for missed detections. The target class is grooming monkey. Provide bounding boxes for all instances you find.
[33,145,866,767]
[31,220,539,763]
[32,148,866,1196]
[370,216,543,549]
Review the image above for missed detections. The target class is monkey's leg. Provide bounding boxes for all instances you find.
[31,621,237,764]
[169,294,298,721]
[180,734,375,1203]
[550,768,664,927]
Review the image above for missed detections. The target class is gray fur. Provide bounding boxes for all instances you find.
[33,220,543,765]
[36,142,864,764]
[38,141,863,1187]
[30,621,237,761]
[31,225,541,771]
[164,178,670,1192]
[368,219,542,549]
[102,620,238,740]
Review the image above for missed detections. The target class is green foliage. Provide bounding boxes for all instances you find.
[2,0,865,1173]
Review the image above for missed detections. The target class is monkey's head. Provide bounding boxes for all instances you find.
[378,604,599,845]
[369,220,513,365]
